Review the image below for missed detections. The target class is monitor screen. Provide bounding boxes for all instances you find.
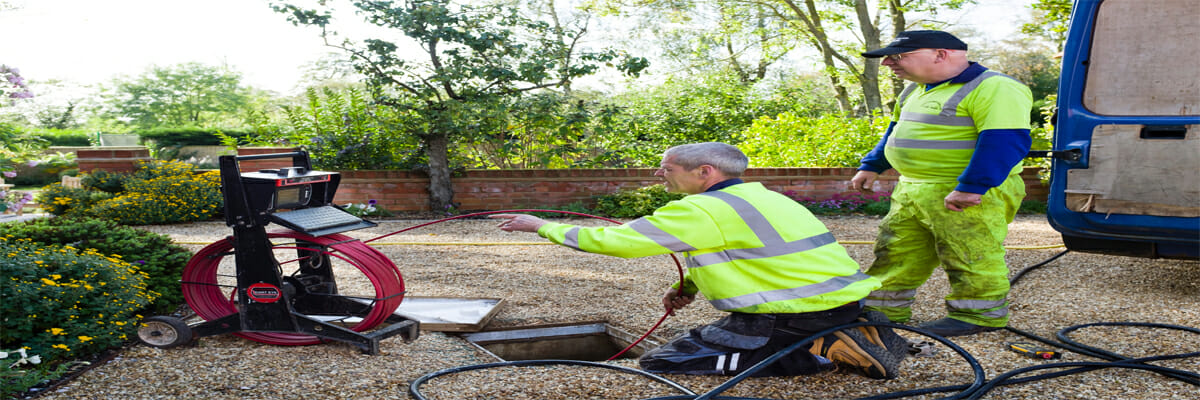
[275,185,310,209]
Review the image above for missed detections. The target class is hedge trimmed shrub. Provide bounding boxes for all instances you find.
[0,217,191,310]
[0,237,157,397]
[136,127,255,147]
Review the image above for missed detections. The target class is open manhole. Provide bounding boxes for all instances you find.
[462,322,659,361]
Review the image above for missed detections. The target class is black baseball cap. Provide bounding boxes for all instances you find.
[862,30,968,58]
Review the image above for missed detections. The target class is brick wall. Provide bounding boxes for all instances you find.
[77,147,1048,212]
[76,147,152,173]
[332,167,1047,212]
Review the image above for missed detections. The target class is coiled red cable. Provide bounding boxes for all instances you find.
[181,209,680,356]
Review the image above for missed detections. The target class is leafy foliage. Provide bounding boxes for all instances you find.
[101,62,251,129]
[274,0,649,210]
[270,87,425,170]
[592,184,686,218]
[737,111,888,167]
[0,217,191,310]
[37,160,223,225]
[0,238,157,373]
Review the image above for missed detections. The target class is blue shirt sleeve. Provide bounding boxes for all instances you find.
[955,128,1032,194]
[858,122,894,173]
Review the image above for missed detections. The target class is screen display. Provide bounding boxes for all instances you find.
[275,185,310,209]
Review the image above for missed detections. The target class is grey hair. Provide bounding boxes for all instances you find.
[663,142,749,177]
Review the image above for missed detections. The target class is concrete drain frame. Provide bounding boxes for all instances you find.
[461,321,661,362]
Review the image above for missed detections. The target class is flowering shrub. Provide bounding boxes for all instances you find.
[38,160,223,225]
[1,217,191,310]
[1,65,34,104]
[33,183,112,217]
[1,188,33,214]
[89,170,222,225]
[787,190,892,216]
[0,238,157,377]
[343,199,392,218]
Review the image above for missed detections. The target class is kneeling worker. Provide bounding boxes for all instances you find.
[491,142,906,379]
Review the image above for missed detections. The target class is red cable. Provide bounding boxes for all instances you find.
[182,209,681,355]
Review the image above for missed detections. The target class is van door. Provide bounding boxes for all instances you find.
[1047,0,1200,259]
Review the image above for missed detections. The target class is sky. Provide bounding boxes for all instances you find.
[0,0,1036,95]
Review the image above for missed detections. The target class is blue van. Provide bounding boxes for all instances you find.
[1046,0,1199,259]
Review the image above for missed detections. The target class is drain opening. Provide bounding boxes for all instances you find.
[463,322,657,361]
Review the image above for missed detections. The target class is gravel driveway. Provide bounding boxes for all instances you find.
[33,215,1199,400]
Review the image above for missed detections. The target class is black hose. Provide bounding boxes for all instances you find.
[1008,249,1069,286]
[408,359,697,400]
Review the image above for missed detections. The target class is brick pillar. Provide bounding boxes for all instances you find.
[75,147,151,173]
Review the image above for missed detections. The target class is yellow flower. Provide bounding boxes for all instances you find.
[78,336,93,342]
[52,344,70,351]
[49,328,66,335]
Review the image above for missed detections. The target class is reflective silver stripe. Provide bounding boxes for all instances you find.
[981,307,1010,319]
[946,299,1007,311]
[701,192,784,245]
[888,136,977,150]
[729,352,740,371]
[943,71,1009,115]
[898,111,976,127]
[897,83,918,106]
[864,289,916,308]
[689,191,837,268]
[709,272,874,310]
[716,354,726,374]
[690,232,837,267]
[863,298,913,308]
[563,227,581,250]
[869,289,917,300]
[628,218,697,252]
[896,70,1017,128]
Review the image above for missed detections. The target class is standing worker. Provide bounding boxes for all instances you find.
[492,142,907,379]
[850,30,1033,337]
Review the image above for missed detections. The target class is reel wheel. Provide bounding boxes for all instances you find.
[137,316,193,349]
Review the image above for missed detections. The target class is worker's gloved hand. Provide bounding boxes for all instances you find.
[662,287,695,316]
[490,214,548,233]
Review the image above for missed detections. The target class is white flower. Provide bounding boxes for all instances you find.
[0,351,8,359]
[28,355,41,364]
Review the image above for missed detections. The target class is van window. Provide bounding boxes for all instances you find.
[1082,0,1200,116]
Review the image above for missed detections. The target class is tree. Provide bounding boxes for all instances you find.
[274,0,647,211]
[102,62,252,129]
[589,0,976,114]
[1021,0,1072,45]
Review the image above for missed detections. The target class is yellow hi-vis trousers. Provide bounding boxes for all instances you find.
[863,174,1024,327]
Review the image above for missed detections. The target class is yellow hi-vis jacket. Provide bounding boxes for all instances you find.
[537,182,879,314]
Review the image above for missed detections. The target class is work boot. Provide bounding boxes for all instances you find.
[857,310,911,360]
[917,317,1003,337]
[809,328,901,380]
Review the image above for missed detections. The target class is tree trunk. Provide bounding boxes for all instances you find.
[424,131,455,212]
[854,0,882,114]
[887,0,908,105]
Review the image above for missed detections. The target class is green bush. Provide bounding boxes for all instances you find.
[80,170,131,193]
[136,127,255,147]
[1018,200,1048,215]
[592,184,686,218]
[34,184,111,217]
[28,128,93,147]
[0,217,190,310]
[89,169,223,225]
[0,237,158,397]
[736,112,889,167]
[41,160,223,225]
